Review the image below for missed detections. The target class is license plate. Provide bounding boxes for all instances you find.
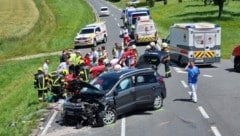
[195,59,204,63]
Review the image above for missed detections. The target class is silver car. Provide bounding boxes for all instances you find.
[100,7,110,16]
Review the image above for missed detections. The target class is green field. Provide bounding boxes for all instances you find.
[114,0,240,58]
[0,0,95,135]
[0,0,95,61]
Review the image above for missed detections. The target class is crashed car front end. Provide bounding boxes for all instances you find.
[62,79,107,128]
[63,96,105,127]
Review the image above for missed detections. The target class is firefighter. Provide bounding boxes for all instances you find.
[48,69,69,101]
[34,67,49,101]
[69,51,84,76]
[161,42,172,78]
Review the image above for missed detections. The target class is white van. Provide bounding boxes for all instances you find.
[74,22,108,47]
[134,17,158,44]
[164,22,221,65]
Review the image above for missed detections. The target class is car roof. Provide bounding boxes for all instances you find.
[85,22,106,28]
[100,7,108,9]
[99,68,154,80]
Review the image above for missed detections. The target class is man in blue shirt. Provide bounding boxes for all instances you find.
[184,61,200,103]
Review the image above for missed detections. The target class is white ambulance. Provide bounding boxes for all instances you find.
[164,22,221,65]
[134,16,158,44]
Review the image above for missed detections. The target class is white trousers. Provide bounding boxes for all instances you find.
[189,83,198,102]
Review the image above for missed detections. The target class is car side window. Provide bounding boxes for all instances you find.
[145,74,157,83]
[135,73,156,86]
[96,27,101,33]
[116,78,131,92]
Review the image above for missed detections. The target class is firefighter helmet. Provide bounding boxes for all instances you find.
[38,67,43,71]
[162,42,168,48]
[62,70,69,76]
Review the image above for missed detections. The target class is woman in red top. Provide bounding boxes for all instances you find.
[83,53,91,67]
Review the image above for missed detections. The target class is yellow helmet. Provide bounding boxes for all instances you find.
[38,67,43,71]
[62,69,69,75]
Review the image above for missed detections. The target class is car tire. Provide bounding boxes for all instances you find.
[100,108,117,125]
[103,36,107,43]
[234,57,240,72]
[153,95,163,110]
[178,56,185,67]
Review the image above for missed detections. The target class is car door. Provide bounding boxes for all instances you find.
[114,77,136,115]
[134,73,158,107]
[95,27,101,42]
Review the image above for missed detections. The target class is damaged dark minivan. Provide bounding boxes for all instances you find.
[63,68,166,128]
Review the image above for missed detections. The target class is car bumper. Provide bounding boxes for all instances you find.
[100,12,109,16]
[74,40,93,46]
[136,36,157,43]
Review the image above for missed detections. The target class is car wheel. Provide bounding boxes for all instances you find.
[234,57,240,72]
[103,36,107,43]
[178,56,185,67]
[153,95,163,110]
[101,108,117,125]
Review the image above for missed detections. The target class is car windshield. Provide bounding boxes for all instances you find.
[131,13,148,24]
[80,28,94,34]
[137,23,155,32]
[101,8,108,11]
[89,75,119,93]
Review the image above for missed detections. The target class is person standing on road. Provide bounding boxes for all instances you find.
[161,42,172,78]
[184,61,200,103]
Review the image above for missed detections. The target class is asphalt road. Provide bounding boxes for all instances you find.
[36,0,240,136]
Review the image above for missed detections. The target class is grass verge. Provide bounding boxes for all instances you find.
[0,0,95,135]
[0,55,59,136]
[0,0,95,61]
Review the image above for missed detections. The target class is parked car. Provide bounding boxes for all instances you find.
[231,45,240,72]
[99,7,110,16]
[63,68,166,128]
[74,22,108,47]
[136,50,168,70]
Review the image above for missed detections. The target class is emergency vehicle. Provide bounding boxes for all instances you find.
[74,22,108,47]
[164,22,221,65]
[134,16,158,44]
[231,45,240,72]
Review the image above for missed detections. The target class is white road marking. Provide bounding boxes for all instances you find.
[173,67,187,74]
[117,23,120,27]
[40,100,64,136]
[211,126,222,136]
[202,74,213,77]
[181,80,188,88]
[121,118,126,136]
[198,106,210,119]
[114,17,117,21]
[178,71,187,74]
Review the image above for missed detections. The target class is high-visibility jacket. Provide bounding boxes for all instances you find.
[34,72,48,91]
[70,54,84,66]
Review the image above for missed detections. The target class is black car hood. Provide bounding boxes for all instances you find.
[136,50,168,68]
[69,79,105,100]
